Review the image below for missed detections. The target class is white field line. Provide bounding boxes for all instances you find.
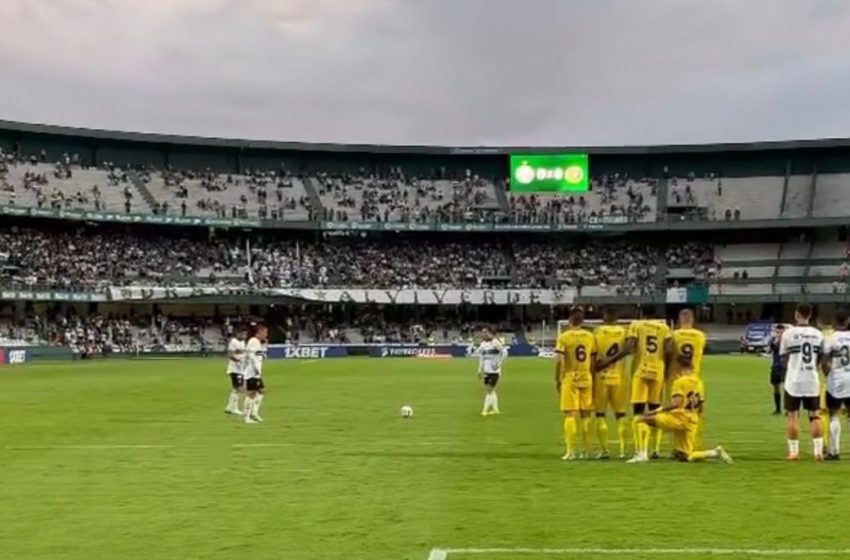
[431,547,850,558]
[5,437,770,452]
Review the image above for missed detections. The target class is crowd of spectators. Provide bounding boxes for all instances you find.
[508,174,656,225]
[0,226,721,293]
[512,241,659,295]
[317,169,501,224]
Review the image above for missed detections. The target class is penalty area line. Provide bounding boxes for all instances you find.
[429,547,850,558]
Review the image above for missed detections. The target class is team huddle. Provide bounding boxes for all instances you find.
[552,306,730,463]
[224,323,269,424]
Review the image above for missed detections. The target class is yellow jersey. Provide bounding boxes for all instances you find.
[594,324,627,386]
[670,328,706,378]
[628,320,671,381]
[556,328,597,388]
[669,374,704,423]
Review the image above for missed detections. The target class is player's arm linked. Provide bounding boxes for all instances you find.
[596,337,634,371]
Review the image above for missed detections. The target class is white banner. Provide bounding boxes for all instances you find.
[666,287,688,303]
[107,286,576,305]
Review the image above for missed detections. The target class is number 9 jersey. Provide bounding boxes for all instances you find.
[780,325,824,398]
[670,328,706,378]
[824,329,850,400]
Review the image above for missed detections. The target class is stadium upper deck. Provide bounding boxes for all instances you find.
[3,119,850,230]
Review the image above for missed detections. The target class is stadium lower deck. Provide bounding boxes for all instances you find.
[1,355,849,560]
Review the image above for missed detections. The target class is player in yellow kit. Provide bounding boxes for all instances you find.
[591,307,629,459]
[636,365,732,464]
[625,318,672,463]
[555,306,597,460]
[669,309,707,448]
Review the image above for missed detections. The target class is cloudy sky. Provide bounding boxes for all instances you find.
[1,0,849,146]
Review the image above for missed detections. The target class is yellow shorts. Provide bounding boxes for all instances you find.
[561,381,594,412]
[594,381,628,414]
[654,411,698,457]
[631,375,663,406]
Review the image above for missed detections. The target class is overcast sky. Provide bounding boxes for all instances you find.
[1,0,849,147]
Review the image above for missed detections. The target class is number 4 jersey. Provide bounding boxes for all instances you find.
[825,329,850,399]
[780,325,824,397]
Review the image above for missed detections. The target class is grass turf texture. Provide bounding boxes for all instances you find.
[1,355,849,560]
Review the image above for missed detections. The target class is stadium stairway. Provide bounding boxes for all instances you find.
[806,166,818,218]
[128,171,158,212]
[300,177,325,217]
[493,178,510,213]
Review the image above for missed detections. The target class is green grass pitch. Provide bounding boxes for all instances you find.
[1,355,850,560]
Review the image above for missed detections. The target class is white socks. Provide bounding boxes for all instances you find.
[704,448,720,459]
[788,439,800,456]
[813,437,824,457]
[482,392,499,413]
[254,393,264,417]
[829,416,841,455]
[243,396,255,420]
[226,390,240,411]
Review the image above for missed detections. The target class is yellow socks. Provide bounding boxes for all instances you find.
[581,416,593,455]
[617,416,628,456]
[563,416,578,455]
[596,416,609,454]
[653,426,663,455]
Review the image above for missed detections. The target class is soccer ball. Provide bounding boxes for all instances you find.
[400,405,414,418]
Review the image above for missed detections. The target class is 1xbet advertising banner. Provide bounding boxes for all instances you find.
[0,348,28,365]
[267,345,348,359]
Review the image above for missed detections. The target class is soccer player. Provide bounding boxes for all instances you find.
[224,327,247,415]
[555,306,597,460]
[478,326,508,416]
[243,323,268,424]
[670,309,707,448]
[635,364,732,464]
[591,307,629,458]
[780,303,824,460]
[623,318,672,463]
[769,324,786,415]
[821,309,850,460]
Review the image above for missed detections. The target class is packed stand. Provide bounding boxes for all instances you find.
[511,241,659,294]
[508,174,657,225]
[250,239,510,289]
[0,148,141,213]
[146,166,314,221]
[0,228,243,290]
[317,168,502,224]
[665,243,717,276]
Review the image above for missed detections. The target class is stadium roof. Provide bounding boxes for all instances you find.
[2,118,850,156]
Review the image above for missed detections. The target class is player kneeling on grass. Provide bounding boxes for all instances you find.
[478,326,507,416]
[243,324,268,424]
[635,365,732,464]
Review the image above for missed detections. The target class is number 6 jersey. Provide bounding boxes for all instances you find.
[780,325,824,397]
[825,329,850,399]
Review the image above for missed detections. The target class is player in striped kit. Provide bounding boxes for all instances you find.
[478,326,508,416]
[822,309,850,460]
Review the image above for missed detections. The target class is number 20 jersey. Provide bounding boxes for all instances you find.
[825,329,850,399]
[780,325,823,397]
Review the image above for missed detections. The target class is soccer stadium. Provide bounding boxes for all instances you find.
[4,3,850,560]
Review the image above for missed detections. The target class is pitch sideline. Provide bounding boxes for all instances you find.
[427,547,850,559]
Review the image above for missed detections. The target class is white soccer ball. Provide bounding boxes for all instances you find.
[400,405,414,418]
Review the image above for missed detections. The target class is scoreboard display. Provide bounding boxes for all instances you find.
[509,153,589,193]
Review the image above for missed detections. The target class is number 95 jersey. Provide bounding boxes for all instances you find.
[780,325,824,398]
[825,330,850,399]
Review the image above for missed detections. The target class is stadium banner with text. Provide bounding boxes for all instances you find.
[0,348,29,366]
[370,345,455,358]
[320,216,627,232]
[267,344,348,359]
[0,290,109,302]
[0,205,262,229]
[509,153,589,193]
[106,287,576,305]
